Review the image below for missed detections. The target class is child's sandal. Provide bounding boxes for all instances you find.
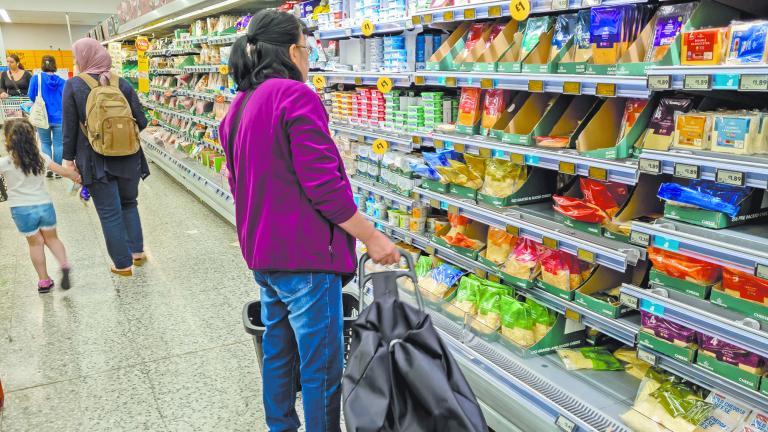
[38,279,54,294]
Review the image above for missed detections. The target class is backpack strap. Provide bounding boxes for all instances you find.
[226,90,255,185]
[78,73,99,89]
[109,72,120,88]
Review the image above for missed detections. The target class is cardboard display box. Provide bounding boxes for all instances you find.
[556,35,594,74]
[427,23,470,71]
[456,24,499,72]
[420,178,449,193]
[762,375,768,396]
[574,265,636,319]
[472,21,520,73]
[695,351,762,391]
[500,93,559,145]
[533,95,599,149]
[489,92,539,140]
[535,264,598,301]
[448,183,479,201]
[649,268,718,300]
[663,189,768,229]
[521,29,567,74]
[603,174,665,243]
[637,330,697,363]
[499,312,586,356]
[497,29,554,74]
[475,251,539,290]
[710,285,768,326]
[432,219,488,260]
[476,167,557,207]
[575,96,656,160]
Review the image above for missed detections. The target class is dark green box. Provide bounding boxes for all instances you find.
[535,278,575,301]
[449,184,478,201]
[761,375,768,396]
[637,331,697,363]
[710,287,768,326]
[695,351,762,391]
[499,312,586,356]
[649,268,715,300]
[476,168,556,208]
[664,202,768,230]
[420,178,449,193]
[561,216,603,237]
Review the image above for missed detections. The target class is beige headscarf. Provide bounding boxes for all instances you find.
[73,38,112,86]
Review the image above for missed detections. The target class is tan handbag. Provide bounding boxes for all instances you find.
[29,72,49,129]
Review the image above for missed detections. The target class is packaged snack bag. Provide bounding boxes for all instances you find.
[540,249,581,290]
[445,213,469,238]
[459,23,489,60]
[657,180,752,218]
[475,284,504,328]
[643,97,696,151]
[480,89,508,134]
[552,196,610,223]
[480,158,526,198]
[485,227,516,265]
[614,347,651,379]
[711,112,762,155]
[590,6,625,64]
[619,99,649,140]
[500,296,536,347]
[673,112,713,150]
[457,88,482,129]
[722,267,768,305]
[647,246,721,285]
[552,13,578,60]
[698,333,765,374]
[682,27,728,65]
[737,411,768,432]
[558,347,625,371]
[641,310,698,346]
[422,149,458,182]
[521,16,553,59]
[580,178,629,218]
[645,3,697,63]
[527,297,556,342]
[726,21,768,65]
[695,392,752,432]
[448,275,482,316]
[503,238,543,280]
[575,9,591,51]
[400,255,434,293]
[418,263,464,297]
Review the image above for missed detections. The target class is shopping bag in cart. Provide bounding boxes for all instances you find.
[342,251,488,432]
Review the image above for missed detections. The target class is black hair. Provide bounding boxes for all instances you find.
[7,54,23,70]
[41,55,57,73]
[230,9,309,92]
[4,118,44,176]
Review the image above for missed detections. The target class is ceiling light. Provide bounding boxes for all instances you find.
[0,9,11,23]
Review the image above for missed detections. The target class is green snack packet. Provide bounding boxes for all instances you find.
[476,285,504,328]
[415,256,433,278]
[521,16,553,59]
[499,295,522,329]
[651,381,713,426]
[480,278,513,296]
[455,276,482,311]
[558,347,625,371]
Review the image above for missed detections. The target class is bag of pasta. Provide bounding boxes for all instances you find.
[540,249,585,290]
[400,255,434,294]
[445,275,482,318]
[418,263,464,298]
[485,227,517,265]
[480,158,527,198]
[475,285,505,329]
[501,298,536,347]
[503,238,544,280]
[527,298,557,343]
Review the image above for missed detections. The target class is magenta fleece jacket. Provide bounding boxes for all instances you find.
[220,78,358,274]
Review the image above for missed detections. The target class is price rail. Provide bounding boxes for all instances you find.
[638,149,768,190]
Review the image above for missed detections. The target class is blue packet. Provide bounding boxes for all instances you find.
[575,10,591,50]
[590,6,624,49]
[727,21,768,64]
[429,264,464,290]
[657,180,752,217]
[553,13,578,51]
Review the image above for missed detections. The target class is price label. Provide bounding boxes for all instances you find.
[430,198,440,208]
[542,236,559,250]
[411,15,422,26]
[577,248,596,264]
[354,77,363,86]
[510,153,525,165]
[555,415,577,432]
[426,245,436,255]
[581,0,602,6]
[640,298,665,317]
[423,14,433,24]
[551,0,568,10]
[588,166,608,181]
[446,77,458,87]
[629,230,651,247]
[403,235,413,245]
[480,78,494,89]
[564,308,582,323]
[654,235,679,252]
[716,169,745,186]
[312,75,327,89]
[414,75,426,85]
[360,19,376,37]
[674,163,699,179]
[638,158,661,174]
[377,76,394,93]
[399,204,408,213]
[488,5,502,17]
[619,293,639,309]
[443,11,454,21]
[596,83,617,97]
[453,143,465,153]
[559,161,577,175]
[637,349,657,366]
[739,74,768,91]
[528,79,544,92]
[488,274,501,283]
[434,139,444,149]
[345,28,353,37]
[506,225,520,236]
[218,65,229,75]
[372,138,389,155]
[479,148,492,157]
[755,263,768,281]
[475,268,487,279]
[463,8,476,19]
[647,75,671,91]
[683,75,711,90]
[510,0,531,21]
[412,136,422,145]
[563,81,581,95]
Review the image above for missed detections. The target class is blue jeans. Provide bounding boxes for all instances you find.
[89,175,144,268]
[253,271,343,432]
[38,124,63,165]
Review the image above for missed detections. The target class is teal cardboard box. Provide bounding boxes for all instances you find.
[573,266,630,319]
[420,178,449,193]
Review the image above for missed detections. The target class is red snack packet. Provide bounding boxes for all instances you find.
[552,195,609,223]
[723,267,768,303]
[580,178,629,217]
[647,247,721,285]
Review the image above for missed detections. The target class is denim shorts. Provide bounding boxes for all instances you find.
[10,203,57,236]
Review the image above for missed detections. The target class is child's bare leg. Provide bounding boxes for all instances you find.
[41,228,69,268]
[26,232,49,280]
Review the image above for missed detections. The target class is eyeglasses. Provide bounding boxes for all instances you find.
[294,44,312,55]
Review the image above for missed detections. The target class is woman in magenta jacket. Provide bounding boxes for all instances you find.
[220,10,399,432]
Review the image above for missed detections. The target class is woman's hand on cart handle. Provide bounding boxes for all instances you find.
[364,230,400,265]
[0,92,8,99]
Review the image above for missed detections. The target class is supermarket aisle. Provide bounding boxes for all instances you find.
[0,169,283,431]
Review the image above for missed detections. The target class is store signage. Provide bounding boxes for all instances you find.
[423,14,433,24]
[564,308,582,323]
[376,76,393,93]
[433,139,444,149]
[637,349,657,366]
[453,143,465,153]
[312,74,326,89]
[510,153,525,164]
[474,268,487,279]
[739,74,768,91]
[683,74,711,90]
[445,77,457,87]
[414,75,425,85]
[479,148,492,157]
[447,204,460,215]
[638,158,661,174]
[443,11,454,22]
[135,36,150,94]
[674,163,700,179]
[488,273,501,283]
[354,77,363,85]
[411,136,422,145]
[360,20,375,37]
[372,138,389,155]
[640,298,665,317]
[716,169,745,186]
[480,78,494,89]
[510,0,531,21]
[218,65,229,75]
[411,15,421,26]
[555,415,577,432]
[647,75,671,91]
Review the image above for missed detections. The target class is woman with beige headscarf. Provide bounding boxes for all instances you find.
[62,38,150,277]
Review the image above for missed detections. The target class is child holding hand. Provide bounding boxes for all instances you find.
[1,118,80,293]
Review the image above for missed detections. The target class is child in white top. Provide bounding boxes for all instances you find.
[0,118,80,293]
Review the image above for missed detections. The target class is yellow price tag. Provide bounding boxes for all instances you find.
[453,143,465,153]
[312,75,327,89]
[588,166,608,181]
[377,76,394,93]
[446,77,457,87]
[372,138,389,155]
[411,15,422,26]
[488,274,501,283]
[479,148,491,157]
[426,245,436,255]
[414,75,425,85]
[429,199,440,208]
[354,77,363,86]
[434,139,444,149]
[596,83,617,97]
[559,161,576,175]
[463,8,476,20]
[475,268,487,279]
[510,153,525,165]
[528,79,544,92]
[423,14,433,24]
[565,308,582,323]
[510,0,531,21]
[506,225,520,237]
[542,236,559,250]
[443,11,454,21]
[577,248,596,264]
[412,136,422,145]
[563,81,581,95]
[361,20,376,37]
[480,78,493,89]
[488,5,502,17]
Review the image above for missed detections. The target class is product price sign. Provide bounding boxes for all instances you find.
[411,135,422,145]
[475,268,487,279]
[371,138,389,155]
[683,75,711,90]
[755,263,768,281]
[218,65,229,75]
[447,204,460,215]
[563,81,581,95]
[558,161,577,175]
[312,74,327,89]
[506,225,520,237]
[629,230,651,247]
[739,74,768,91]
[542,236,559,250]
[463,8,476,20]
[445,76,458,87]
[638,158,661,174]
[360,20,376,37]
[480,78,494,89]
[453,143,466,153]
[640,298,665,317]
[637,349,657,366]
[576,248,596,264]
[488,5,503,17]
[555,415,577,432]
[716,169,745,186]
[433,139,444,149]
[488,273,501,283]
[354,77,363,86]
[551,0,568,10]
[674,163,700,179]
[479,147,492,157]
[596,83,617,97]
[653,235,679,252]
[414,75,426,85]
[510,0,531,21]
[411,15,422,26]
[588,166,608,181]
[581,0,602,6]
[426,245,436,255]
[510,153,525,165]
[564,308,582,323]
[619,293,639,309]
[528,79,544,93]
[376,76,394,93]
[647,75,671,91]
[443,11,454,22]
[423,14,433,24]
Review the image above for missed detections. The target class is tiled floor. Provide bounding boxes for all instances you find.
[0,168,305,431]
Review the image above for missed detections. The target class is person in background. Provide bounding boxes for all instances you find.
[223,9,399,432]
[0,54,32,98]
[62,38,149,277]
[28,55,66,178]
[0,118,79,293]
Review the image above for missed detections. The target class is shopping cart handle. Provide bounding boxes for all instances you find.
[357,248,424,311]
